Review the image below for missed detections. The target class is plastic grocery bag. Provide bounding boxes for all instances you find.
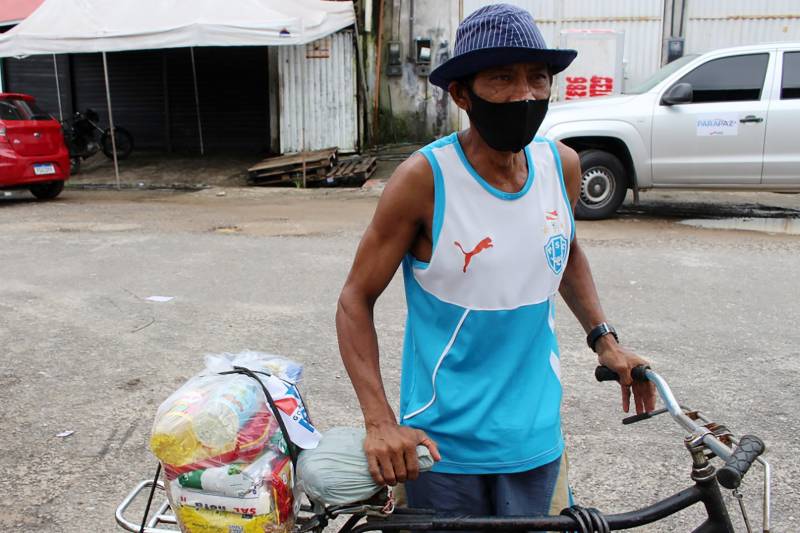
[150,351,320,468]
[151,351,311,533]
[168,451,285,516]
[297,427,435,506]
[167,453,297,533]
[205,351,303,383]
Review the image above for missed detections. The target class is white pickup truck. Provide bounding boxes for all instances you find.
[541,42,800,219]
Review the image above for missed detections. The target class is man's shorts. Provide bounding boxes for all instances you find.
[404,454,572,532]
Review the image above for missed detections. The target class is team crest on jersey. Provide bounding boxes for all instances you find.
[544,234,568,275]
[543,209,568,275]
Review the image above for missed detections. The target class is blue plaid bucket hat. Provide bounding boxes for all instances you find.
[429,3,577,89]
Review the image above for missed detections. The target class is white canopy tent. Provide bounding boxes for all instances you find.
[0,0,355,186]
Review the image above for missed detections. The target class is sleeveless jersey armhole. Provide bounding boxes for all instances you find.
[411,147,446,270]
[547,139,576,242]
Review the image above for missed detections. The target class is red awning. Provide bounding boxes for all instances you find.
[0,0,44,25]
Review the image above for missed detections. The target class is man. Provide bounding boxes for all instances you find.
[336,4,657,519]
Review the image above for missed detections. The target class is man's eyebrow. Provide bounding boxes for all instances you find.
[526,65,549,73]
[483,66,514,75]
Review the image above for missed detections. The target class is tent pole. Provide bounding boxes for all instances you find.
[301,57,306,188]
[52,54,63,121]
[102,52,120,190]
[190,48,204,155]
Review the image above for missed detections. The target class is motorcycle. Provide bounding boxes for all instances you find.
[61,108,134,174]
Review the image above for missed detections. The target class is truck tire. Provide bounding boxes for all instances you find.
[575,150,628,220]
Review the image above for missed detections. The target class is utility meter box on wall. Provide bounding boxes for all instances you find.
[413,37,432,77]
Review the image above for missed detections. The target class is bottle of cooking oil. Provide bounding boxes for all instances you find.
[150,389,207,466]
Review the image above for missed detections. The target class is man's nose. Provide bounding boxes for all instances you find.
[509,81,540,102]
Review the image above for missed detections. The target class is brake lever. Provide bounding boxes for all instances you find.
[622,407,668,425]
[622,408,667,426]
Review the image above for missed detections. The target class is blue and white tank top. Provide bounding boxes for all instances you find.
[399,132,574,474]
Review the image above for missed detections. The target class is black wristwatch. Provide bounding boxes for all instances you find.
[587,322,618,352]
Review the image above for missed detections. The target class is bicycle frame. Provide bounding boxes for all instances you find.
[303,454,733,533]
[115,369,772,533]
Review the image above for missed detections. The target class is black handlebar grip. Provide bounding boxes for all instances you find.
[631,365,650,383]
[716,435,765,490]
[595,365,650,383]
[594,366,620,382]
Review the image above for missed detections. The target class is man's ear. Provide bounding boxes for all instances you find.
[448,81,471,112]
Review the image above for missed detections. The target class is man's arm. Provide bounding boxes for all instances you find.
[556,142,657,414]
[336,153,441,487]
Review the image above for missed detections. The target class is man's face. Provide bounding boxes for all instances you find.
[450,62,551,110]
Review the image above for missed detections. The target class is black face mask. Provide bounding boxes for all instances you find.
[466,87,549,153]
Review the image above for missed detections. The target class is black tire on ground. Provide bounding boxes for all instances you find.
[70,157,81,175]
[30,180,65,200]
[574,149,628,220]
[101,127,134,160]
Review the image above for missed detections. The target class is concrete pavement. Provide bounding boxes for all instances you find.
[0,187,797,532]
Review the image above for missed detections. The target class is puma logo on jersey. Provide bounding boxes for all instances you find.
[454,237,493,273]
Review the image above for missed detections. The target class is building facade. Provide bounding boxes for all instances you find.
[369,0,800,143]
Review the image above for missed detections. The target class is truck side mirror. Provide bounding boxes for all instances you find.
[662,83,693,106]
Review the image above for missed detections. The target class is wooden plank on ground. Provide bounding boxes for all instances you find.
[307,156,378,187]
[249,160,332,179]
[248,147,337,173]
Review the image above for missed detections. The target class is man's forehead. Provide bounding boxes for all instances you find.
[477,62,549,75]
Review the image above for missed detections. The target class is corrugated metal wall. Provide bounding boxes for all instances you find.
[279,30,358,153]
[685,0,800,53]
[5,48,271,152]
[71,51,168,150]
[462,0,664,90]
[2,54,71,119]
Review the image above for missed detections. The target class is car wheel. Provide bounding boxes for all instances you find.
[574,150,628,220]
[30,180,65,200]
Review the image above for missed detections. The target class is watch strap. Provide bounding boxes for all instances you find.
[587,322,618,352]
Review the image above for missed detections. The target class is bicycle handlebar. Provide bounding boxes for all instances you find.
[595,365,739,462]
[595,364,770,531]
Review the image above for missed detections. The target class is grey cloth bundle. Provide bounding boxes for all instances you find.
[297,426,435,505]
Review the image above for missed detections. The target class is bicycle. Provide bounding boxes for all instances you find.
[116,366,772,533]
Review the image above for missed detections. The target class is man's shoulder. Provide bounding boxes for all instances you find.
[418,132,459,156]
[385,152,435,197]
[553,140,579,168]
[552,140,580,205]
[382,132,462,202]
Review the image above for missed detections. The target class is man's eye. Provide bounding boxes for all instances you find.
[493,75,511,81]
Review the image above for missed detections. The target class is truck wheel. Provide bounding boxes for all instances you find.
[575,150,628,220]
[30,180,65,200]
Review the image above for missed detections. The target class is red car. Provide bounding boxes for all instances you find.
[0,93,70,199]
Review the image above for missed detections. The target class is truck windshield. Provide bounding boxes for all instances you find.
[624,55,698,95]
